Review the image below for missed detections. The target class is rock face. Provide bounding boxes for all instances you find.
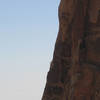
[42,0,100,100]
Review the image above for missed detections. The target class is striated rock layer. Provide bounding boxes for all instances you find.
[42,0,100,100]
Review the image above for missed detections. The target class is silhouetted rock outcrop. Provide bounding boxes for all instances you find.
[42,0,100,100]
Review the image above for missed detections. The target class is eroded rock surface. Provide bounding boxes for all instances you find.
[42,0,100,100]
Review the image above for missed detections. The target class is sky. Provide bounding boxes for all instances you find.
[0,0,60,100]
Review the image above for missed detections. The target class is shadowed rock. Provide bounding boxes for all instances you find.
[42,0,100,100]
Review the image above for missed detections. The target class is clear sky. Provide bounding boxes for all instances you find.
[0,0,60,100]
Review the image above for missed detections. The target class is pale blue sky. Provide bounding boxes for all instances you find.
[0,0,60,100]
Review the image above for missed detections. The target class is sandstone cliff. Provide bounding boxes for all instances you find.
[42,0,100,100]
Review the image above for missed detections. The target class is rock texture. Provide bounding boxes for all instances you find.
[42,0,100,100]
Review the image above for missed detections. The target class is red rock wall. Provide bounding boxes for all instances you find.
[42,0,100,100]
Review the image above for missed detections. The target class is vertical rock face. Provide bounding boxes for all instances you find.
[42,0,100,100]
